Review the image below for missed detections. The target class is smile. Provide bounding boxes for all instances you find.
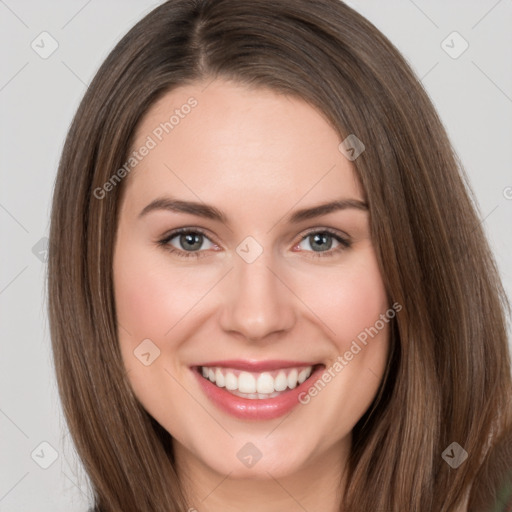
[192,360,325,420]
[200,365,314,398]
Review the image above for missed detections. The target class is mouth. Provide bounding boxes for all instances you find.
[191,360,325,420]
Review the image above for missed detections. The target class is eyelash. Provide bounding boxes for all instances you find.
[157,227,352,260]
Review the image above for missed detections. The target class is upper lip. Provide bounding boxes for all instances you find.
[193,359,322,372]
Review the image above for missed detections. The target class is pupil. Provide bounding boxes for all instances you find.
[181,233,202,251]
[311,233,332,251]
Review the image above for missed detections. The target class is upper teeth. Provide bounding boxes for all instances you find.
[201,366,313,394]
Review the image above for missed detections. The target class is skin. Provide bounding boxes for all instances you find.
[113,78,391,512]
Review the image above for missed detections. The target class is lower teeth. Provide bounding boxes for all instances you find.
[225,388,284,399]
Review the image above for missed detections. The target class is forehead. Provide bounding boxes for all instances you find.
[123,79,364,217]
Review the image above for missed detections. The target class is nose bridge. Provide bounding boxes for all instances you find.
[218,244,296,341]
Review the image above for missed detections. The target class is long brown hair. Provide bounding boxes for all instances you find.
[48,0,512,510]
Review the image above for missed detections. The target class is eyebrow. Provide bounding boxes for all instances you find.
[138,196,368,224]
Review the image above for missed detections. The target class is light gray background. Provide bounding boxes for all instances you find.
[1,1,511,510]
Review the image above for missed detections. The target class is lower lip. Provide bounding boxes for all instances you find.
[192,365,325,420]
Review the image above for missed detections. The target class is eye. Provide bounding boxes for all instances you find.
[157,228,218,259]
[294,229,351,258]
[157,227,352,259]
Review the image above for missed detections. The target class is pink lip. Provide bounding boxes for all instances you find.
[195,359,318,372]
[191,363,325,421]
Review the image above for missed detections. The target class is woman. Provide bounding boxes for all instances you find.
[48,0,512,510]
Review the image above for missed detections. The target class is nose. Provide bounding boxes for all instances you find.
[218,249,297,343]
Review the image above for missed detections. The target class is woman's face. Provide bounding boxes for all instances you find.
[113,79,390,481]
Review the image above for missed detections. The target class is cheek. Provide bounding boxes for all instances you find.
[113,241,192,413]
[294,255,391,434]
[300,255,389,348]
[113,242,213,341]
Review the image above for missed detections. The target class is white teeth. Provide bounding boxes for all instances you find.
[287,369,298,389]
[225,372,238,391]
[238,372,256,393]
[256,372,274,394]
[215,368,225,388]
[274,371,288,392]
[229,389,282,400]
[298,368,310,384]
[199,365,315,396]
